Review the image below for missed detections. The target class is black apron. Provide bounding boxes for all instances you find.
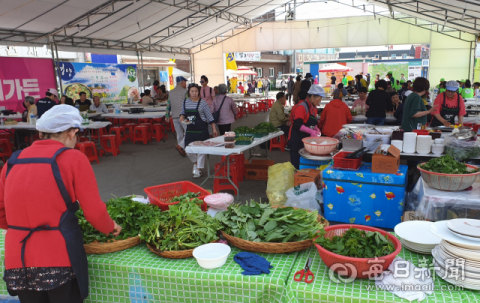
[184,100,210,147]
[4,147,89,299]
[430,93,460,127]
[289,101,318,169]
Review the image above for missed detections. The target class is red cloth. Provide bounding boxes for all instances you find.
[432,92,466,116]
[0,140,114,269]
[318,99,353,137]
[288,99,318,140]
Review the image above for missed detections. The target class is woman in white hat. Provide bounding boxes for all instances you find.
[0,105,122,303]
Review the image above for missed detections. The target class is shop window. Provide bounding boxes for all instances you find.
[269,68,274,77]
[257,68,262,77]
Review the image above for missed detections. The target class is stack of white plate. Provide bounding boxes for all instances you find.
[429,220,480,290]
[394,221,441,254]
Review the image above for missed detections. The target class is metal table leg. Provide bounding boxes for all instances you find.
[200,154,212,187]
[200,154,239,199]
[226,155,239,199]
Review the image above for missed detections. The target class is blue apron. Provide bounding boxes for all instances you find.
[184,100,210,147]
[4,147,89,299]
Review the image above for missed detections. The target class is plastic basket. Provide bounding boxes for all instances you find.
[235,134,254,145]
[144,181,210,211]
[253,133,268,138]
[417,163,480,191]
[333,151,362,170]
[314,224,402,279]
[302,137,338,155]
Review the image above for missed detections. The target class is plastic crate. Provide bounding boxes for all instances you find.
[332,151,362,170]
[253,133,268,138]
[144,181,209,211]
[235,134,254,145]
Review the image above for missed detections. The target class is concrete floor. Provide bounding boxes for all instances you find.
[92,111,291,202]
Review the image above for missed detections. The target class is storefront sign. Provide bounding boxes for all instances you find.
[0,45,78,59]
[0,57,56,111]
[59,62,139,103]
[235,52,261,62]
[295,53,337,66]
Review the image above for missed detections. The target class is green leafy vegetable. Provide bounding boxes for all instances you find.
[140,199,221,251]
[215,200,324,243]
[76,196,162,244]
[419,155,478,174]
[234,126,254,134]
[314,228,395,258]
[252,122,277,134]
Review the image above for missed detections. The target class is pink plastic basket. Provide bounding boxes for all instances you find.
[417,163,480,191]
[302,137,338,155]
[314,224,402,279]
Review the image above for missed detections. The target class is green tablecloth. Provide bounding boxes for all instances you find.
[283,246,480,303]
[0,234,299,303]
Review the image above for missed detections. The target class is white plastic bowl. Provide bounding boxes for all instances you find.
[193,243,231,269]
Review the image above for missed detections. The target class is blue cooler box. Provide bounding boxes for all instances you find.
[299,156,331,170]
[322,163,408,229]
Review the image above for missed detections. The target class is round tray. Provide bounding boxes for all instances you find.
[84,236,141,254]
[221,210,329,254]
[147,241,217,259]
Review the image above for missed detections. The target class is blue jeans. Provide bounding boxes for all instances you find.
[367,117,386,125]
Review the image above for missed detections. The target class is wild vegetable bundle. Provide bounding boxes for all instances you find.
[77,196,162,244]
[234,122,278,135]
[419,155,478,174]
[315,228,395,258]
[215,200,324,242]
[140,199,221,251]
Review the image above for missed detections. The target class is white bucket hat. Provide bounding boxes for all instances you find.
[36,105,83,133]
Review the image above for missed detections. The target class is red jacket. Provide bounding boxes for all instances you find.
[0,140,114,269]
[318,99,353,137]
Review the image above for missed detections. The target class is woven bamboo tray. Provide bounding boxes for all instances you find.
[146,243,196,259]
[83,236,141,254]
[221,208,329,254]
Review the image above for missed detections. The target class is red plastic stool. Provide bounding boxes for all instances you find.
[257,101,267,112]
[100,135,120,156]
[140,123,153,141]
[75,142,99,164]
[221,154,245,182]
[151,124,165,142]
[213,162,239,195]
[0,139,12,157]
[78,137,90,142]
[133,126,149,144]
[123,123,137,141]
[0,132,13,144]
[110,126,127,147]
[268,99,275,108]
[90,128,107,141]
[247,103,258,114]
[269,135,286,152]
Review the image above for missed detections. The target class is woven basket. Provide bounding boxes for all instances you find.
[4,120,17,125]
[83,236,141,254]
[146,243,197,259]
[221,208,329,254]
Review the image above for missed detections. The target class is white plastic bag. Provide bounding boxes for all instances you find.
[285,182,321,213]
[204,193,234,217]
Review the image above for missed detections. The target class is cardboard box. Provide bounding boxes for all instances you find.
[294,169,321,189]
[402,211,429,222]
[372,145,401,174]
[245,159,275,181]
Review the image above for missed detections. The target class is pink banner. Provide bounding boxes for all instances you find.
[0,57,56,112]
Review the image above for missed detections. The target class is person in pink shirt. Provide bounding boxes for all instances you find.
[352,87,369,111]
[200,75,214,113]
[314,76,319,85]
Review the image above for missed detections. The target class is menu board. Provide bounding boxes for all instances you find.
[59,62,139,103]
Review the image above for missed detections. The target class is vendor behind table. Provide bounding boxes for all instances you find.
[269,92,290,139]
[430,80,466,127]
[401,77,437,132]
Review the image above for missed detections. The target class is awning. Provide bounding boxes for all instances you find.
[319,63,353,73]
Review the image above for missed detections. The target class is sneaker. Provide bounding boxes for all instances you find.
[175,145,186,157]
[192,164,197,174]
[193,168,202,178]
[285,146,290,151]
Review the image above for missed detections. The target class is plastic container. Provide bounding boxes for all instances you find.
[225,141,236,148]
[302,137,338,155]
[332,151,362,170]
[235,134,254,145]
[417,164,480,191]
[144,181,209,211]
[193,243,231,269]
[224,136,235,142]
[314,224,402,279]
[364,129,393,144]
[341,139,363,152]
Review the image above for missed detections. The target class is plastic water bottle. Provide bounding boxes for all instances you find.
[476,94,480,104]
[75,104,80,111]
[30,114,36,125]
[0,116,4,126]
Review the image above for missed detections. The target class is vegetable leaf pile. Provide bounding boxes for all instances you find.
[140,199,221,251]
[419,155,478,174]
[77,196,162,244]
[215,200,324,242]
[315,228,395,258]
[234,123,278,135]
[234,126,254,134]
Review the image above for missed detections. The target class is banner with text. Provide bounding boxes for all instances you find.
[0,57,56,111]
[59,62,139,103]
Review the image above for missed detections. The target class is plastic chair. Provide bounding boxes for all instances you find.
[0,139,12,157]
[221,154,245,182]
[75,142,99,164]
[133,125,149,145]
[110,126,127,147]
[213,162,239,195]
[270,135,286,152]
[151,124,165,142]
[100,135,120,156]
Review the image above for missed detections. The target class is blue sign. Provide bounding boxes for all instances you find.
[159,71,168,82]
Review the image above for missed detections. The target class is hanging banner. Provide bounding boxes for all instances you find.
[0,57,56,111]
[59,62,139,103]
[159,71,168,82]
[225,53,237,70]
[168,59,176,90]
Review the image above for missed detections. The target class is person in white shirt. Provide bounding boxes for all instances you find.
[89,96,108,114]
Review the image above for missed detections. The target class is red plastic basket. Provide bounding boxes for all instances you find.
[144,181,210,211]
[332,151,362,170]
[314,224,402,279]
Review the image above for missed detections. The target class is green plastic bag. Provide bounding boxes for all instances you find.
[266,162,296,207]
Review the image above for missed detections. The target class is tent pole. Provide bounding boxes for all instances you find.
[141,52,145,93]
[190,53,195,83]
[54,43,63,96]
[50,43,60,97]
[137,51,141,94]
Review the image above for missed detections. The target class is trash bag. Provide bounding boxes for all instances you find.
[266,162,296,207]
[444,135,480,161]
[285,182,322,213]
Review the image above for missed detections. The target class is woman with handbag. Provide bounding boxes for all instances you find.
[213,84,237,135]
